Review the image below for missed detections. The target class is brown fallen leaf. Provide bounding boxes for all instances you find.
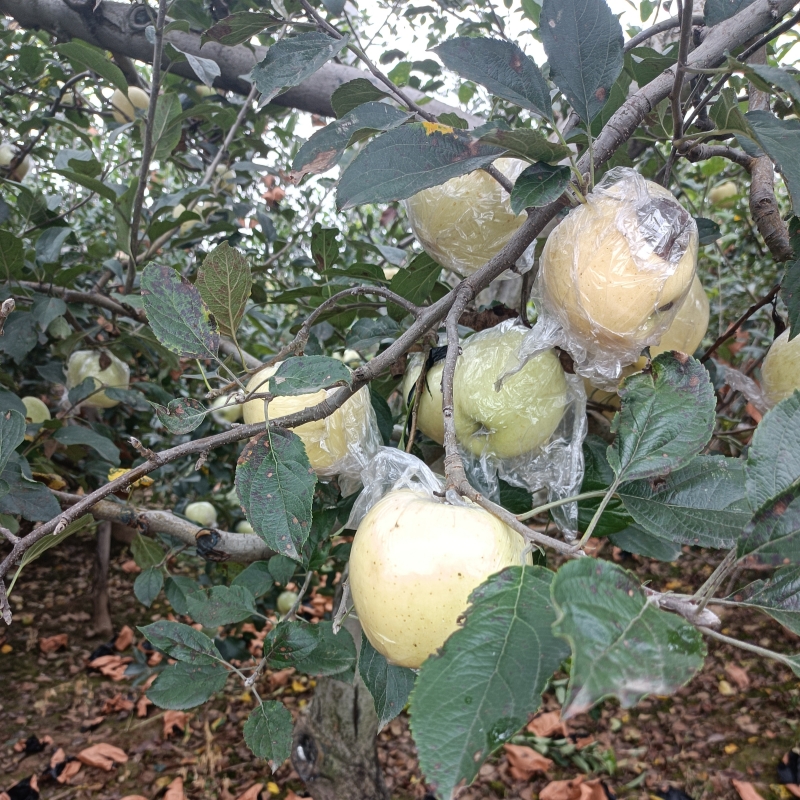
[136,695,152,718]
[503,744,553,781]
[102,694,134,714]
[540,777,585,800]
[57,760,82,784]
[120,797,149,800]
[77,743,128,771]
[165,776,187,800]
[115,625,135,651]
[268,667,295,690]
[732,779,766,800]
[80,716,105,732]
[50,748,66,769]
[284,792,304,800]
[787,786,800,799]
[580,780,611,800]
[163,710,188,739]
[120,559,141,574]
[527,710,568,738]
[88,654,133,681]
[725,663,751,690]
[0,792,10,800]
[39,633,68,653]
[235,784,264,800]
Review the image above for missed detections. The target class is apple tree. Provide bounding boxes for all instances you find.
[1,0,800,798]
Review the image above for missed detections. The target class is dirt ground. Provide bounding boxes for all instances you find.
[0,531,797,800]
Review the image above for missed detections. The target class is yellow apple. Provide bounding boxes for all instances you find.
[66,349,130,409]
[216,164,236,193]
[210,394,242,425]
[235,519,254,534]
[709,180,738,207]
[111,87,149,124]
[540,174,698,352]
[405,158,529,277]
[22,396,51,424]
[242,363,374,473]
[349,489,528,668]
[195,85,216,98]
[185,501,218,527]
[402,356,445,445]
[761,328,800,406]
[0,143,31,181]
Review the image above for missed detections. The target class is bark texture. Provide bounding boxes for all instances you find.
[92,521,113,638]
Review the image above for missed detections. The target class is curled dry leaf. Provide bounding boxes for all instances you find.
[732,780,766,800]
[163,710,188,738]
[38,633,68,653]
[57,760,82,784]
[114,625,135,651]
[121,797,149,800]
[136,695,151,718]
[164,776,187,800]
[503,744,553,781]
[120,560,141,574]
[88,654,133,681]
[102,693,134,714]
[539,776,611,800]
[77,743,128,771]
[49,748,66,769]
[527,710,568,738]
[724,663,750,690]
[234,784,264,800]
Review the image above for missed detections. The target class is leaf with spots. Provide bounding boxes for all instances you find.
[235,429,316,561]
[243,701,293,768]
[151,397,207,434]
[551,559,706,717]
[195,242,252,339]
[269,356,351,397]
[141,264,219,359]
[510,162,571,214]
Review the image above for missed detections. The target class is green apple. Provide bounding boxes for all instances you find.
[540,175,698,351]
[66,349,130,409]
[401,356,445,445]
[405,158,528,277]
[235,520,254,534]
[22,396,50,424]
[349,489,528,668]
[0,143,31,181]
[242,363,373,472]
[215,164,236,193]
[709,180,738,207]
[210,394,243,425]
[110,87,149,124]
[761,328,800,406]
[184,501,218,528]
[277,590,299,615]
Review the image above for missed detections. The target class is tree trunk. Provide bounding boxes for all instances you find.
[291,621,388,800]
[93,521,113,638]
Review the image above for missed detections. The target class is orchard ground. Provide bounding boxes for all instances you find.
[1,530,796,800]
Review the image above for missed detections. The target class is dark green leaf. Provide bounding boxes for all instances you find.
[268,554,296,586]
[0,456,61,521]
[432,37,551,120]
[235,429,316,560]
[618,456,751,549]
[35,227,72,264]
[737,485,800,565]
[184,51,221,88]
[336,122,504,209]
[551,559,706,716]
[745,111,800,215]
[56,40,128,93]
[53,149,101,178]
[359,635,415,730]
[54,169,118,202]
[608,353,716,482]
[370,387,394,446]
[0,313,37,363]
[745,64,800,107]
[695,217,721,245]
[783,257,800,340]
[704,0,756,26]
[331,78,391,118]
[510,163,571,214]
[185,585,257,627]
[196,242,252,338]
[31,296,67,330]
[294,621,356,680]
[53,426,120,465]
[269,356,351,396]
[390,252,442,306]
[243,701,293,767]
[310,224,341,271]
[539,0,624,122]
[104,387,151,411]
[291,102,412,181]
[138,620,222,665]
[141,264,220,358]
[608,524,683,561]
[0,231,24,280]
[232,561,274,598]
[346,317,401,351]
[710,87,755,139]
[265,619,321,666]
[131,534,164,569]
[147,662,228,709]
[437,112,469,129]
[410,567,568,798]
[730,565,800,634]
[164,574,200,615]
[477,125,571,164]
[152,93,182,161]
[578,436,634,537]
[134,567,163,607]
[204,11,282,46]
[251,32,349,105]
[151,397,207,435]
[0,410,25,477]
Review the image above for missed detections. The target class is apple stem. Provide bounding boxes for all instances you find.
[516,489,609,522]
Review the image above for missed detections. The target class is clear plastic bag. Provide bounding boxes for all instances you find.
[242,367,382,494]
[529,167,699,389]
[404,158,535,279]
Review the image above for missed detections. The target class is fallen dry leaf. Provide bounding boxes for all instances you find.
[284,792,304,800]
[268,667,295,691]
[787,787,800,799]
[120,559,141,574]
[235,784,264,800]
[540,777,585,800]
[39,633,68,653]
[580,781,610,800]
[0,792,10,800]
[120,797,149,800]
[57,760,82,784]
[88,654,133,681]
[136,695,152,718]
[732,779,766,800]
[163,710,188,738]
[725,663,751,690]
[102,693,134,714]
[503,744,553,780]
[115,625,134,651]
[165,776,187,800]
[77,743,128,771]
[527,710,568,738]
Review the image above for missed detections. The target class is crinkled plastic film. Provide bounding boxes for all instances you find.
[404,157,535,279]
[527,167,699,389]
[242,367,382,495]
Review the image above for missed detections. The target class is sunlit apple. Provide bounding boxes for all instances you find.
[110,87,149,124]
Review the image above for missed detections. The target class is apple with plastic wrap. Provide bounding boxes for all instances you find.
[0,143,31,181]
[761,328,800,406]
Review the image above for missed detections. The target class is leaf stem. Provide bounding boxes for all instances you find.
[579,480,620,547]
[698,625,799,674]
[516,489,609,521]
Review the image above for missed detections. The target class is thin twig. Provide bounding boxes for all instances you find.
[405,344,431,453]
[625,13,705,50]
[699,625,800,672]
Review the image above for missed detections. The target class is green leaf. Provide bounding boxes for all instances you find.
[745,111,800,215]
[783,257,800,341]
[265,619,321,666]
[203,11,282,46]
[268,554,296,586]
[336,122,504,209]
[141,264,220,358]
[232,562,274,598]
[165,575,200,615]
[152,93,183,161]
[243,701,293,768]
[310,224,341,271]
[618,456,751,549]
[730,565,800,634]
[290,102,412,181]
[138,620,222,665]
[134,567,163,607]
[551,559,706,717]
[737,485,800,565]
[269,356,351,396]
[745,64,800,107]
[185,585,257,627]
[390,252,442,307]
[710,88,755,139]
[331,78,391,118]
[346,317,401,351]
[147,662,229,709]
[0,231,24,280]
[0,410,25,477]
[251,32,350,105]
[608,524,683,562]
[56,40,128,93]
[359,635,415,730]
[196,242,252,339]
[53,426,120,465]
[432,37,551,120]
[477,124,572,165]
[608,353,716,482]
[510,163,571,214]
[104,387,151,411]
[539,0,624,123]
[293,621,357,680]
[151,397,207,435]
[695,217,722,246]
[704,0,756,26]
[410,567,568,798]
[0,456,62,521]
[578,436,633,537]
[35,227,72,265]
[235,429,316,560]
[131,534,164,569]
[31,296,67,330]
